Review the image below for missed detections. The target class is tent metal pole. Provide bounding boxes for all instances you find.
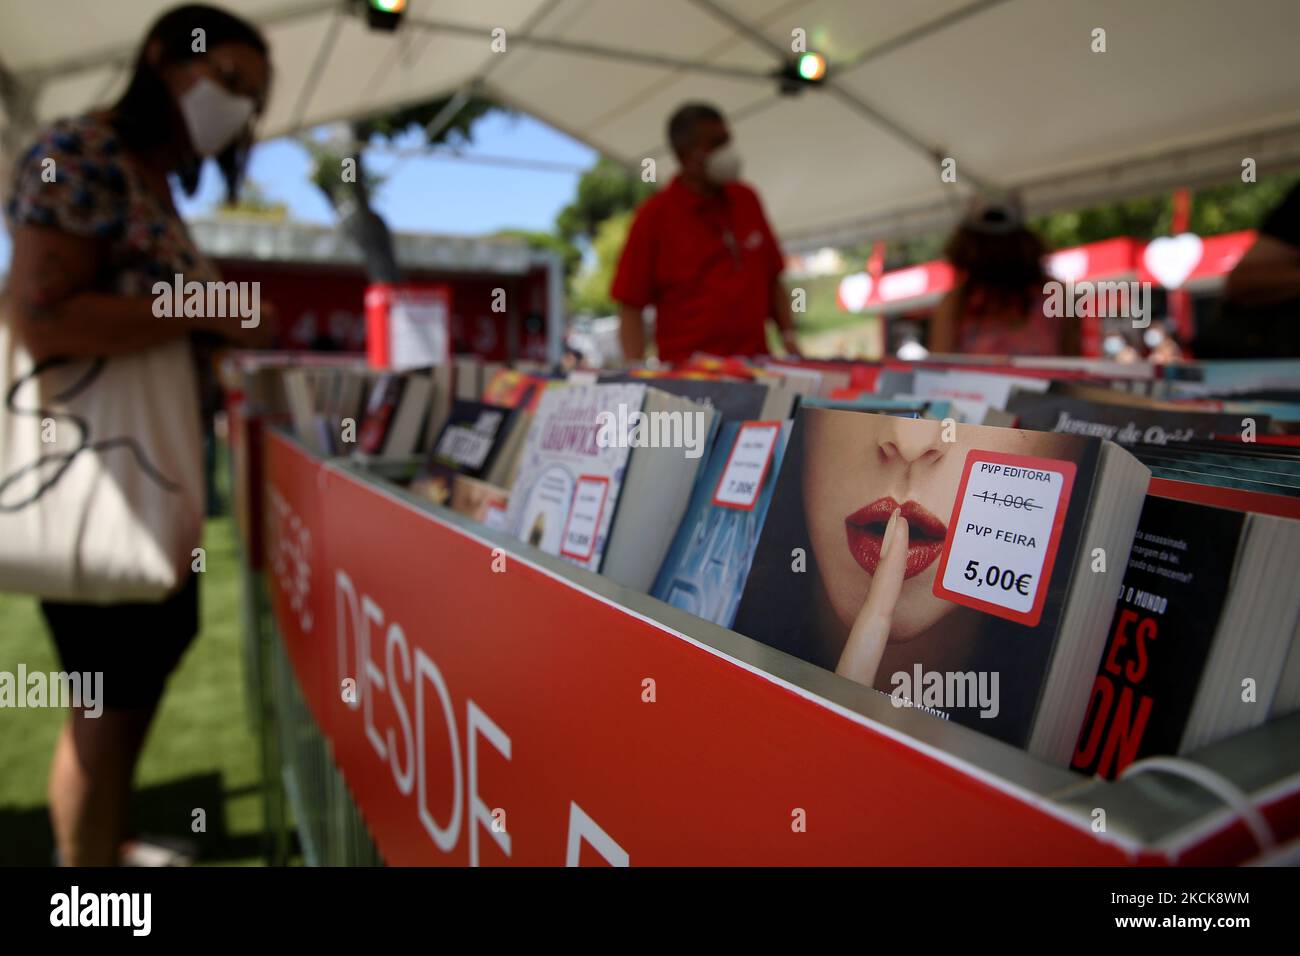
[372,146,589,174]
[288,4,346,133]
[370,0,563,168]
[14,0,343,84]
[838,0,1015,72]
[822,82,994,193]
[687,0,996,194]
[684,0,790,60]
[546,250,566,366]
[361,83,476,182]
[405,16,777,83]
[418,85,476,144]
[478,79,642,176]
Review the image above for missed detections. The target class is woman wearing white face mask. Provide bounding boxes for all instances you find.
[2,4,273,866]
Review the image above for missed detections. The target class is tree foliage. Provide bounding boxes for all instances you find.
[1032,173,1300,249]
[844,171,1300,273]
[570,211,633,316]
[351,95,498,146]
[301,94,502,282]
[215,179,288,220]
[556,157,654,243]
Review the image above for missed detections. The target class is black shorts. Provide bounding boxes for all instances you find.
[40,574,200,711]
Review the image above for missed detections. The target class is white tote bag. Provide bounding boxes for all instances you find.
[0,317,205,603]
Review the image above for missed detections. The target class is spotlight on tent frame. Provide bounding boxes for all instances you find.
[776,52,828,94]
[362,0,407,32]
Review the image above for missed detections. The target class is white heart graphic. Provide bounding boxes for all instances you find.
[839,272,874,312]
[1048,249,1088,283]
[1144,233,1203,289]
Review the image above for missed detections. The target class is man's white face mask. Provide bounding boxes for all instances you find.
[705,143,742,184]
[180,77,255,157]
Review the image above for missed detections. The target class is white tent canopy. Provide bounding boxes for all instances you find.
[4,0,1300,249]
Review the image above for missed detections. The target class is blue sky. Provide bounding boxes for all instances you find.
[0,111,597,271]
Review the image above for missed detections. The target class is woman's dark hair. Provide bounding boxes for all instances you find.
[943,208,1047,321]
[109,4,269,201]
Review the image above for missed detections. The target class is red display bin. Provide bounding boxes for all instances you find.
[258,429,1300,866]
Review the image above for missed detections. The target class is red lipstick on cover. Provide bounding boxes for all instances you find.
[844,496,947,579]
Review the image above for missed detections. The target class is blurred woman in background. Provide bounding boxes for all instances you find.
[930,203,1072,356]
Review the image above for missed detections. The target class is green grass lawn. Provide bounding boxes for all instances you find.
[0,517,266,866]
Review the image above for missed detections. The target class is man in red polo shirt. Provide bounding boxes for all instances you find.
[612,103,798,364]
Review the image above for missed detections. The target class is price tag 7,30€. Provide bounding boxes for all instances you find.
[933,450,1077,627]
[712,422,781,510]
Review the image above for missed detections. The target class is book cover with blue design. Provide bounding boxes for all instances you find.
[651,420,790,628]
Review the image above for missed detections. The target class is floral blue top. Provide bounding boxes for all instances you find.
[5,114,220,296]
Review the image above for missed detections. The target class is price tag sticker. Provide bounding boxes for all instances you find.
[933,450,1076,627]
[435,425,495,471]
[560,475,610,563]
[712,422,781,510]
[389,291,449,371]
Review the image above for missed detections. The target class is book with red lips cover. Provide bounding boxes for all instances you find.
[732,407,1149,762]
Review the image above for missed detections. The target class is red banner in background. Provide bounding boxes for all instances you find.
[262,433,1137,866]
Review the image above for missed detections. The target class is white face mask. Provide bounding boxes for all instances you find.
[705,143,742,184]
[179,77,255,157]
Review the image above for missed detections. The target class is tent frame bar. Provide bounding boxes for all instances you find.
[9,0,1299,257]
[14,0,342,83]
[288,2,346,132]
[686,0,996,191]
[838,0,1014,72]
[405,15,779,84]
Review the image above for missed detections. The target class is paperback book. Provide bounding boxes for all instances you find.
[1072,492,1300,777]
[733,408,1149,761]
[411,399,518,506]
[651,420,791,627]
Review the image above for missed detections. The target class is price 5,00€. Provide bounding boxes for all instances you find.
[962,560,1033,596]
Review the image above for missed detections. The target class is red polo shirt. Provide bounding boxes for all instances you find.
[611,176,785,363]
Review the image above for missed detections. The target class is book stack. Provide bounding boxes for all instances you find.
[262,351,1300,771]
